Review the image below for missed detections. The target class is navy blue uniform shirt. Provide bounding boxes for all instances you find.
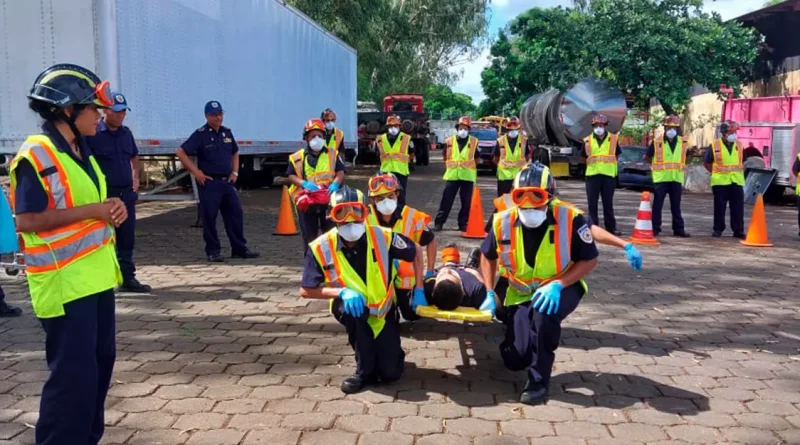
[14,122,101,215]
[285,147,346,177]
[481,210,598,266]
[85,119,138,189]
[703,140,737,164]
[422,266,486,308]
[372,205,435,247]
[301,231,417,288]
[181,124,239,176]
[580,134,622,158]
[645,137,679,159]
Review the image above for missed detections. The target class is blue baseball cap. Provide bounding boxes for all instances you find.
[110,92,130,112]
[205,101,223,115]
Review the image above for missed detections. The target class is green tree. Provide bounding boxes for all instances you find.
[423,84,477,118]
[480,0,763,116]
[287,0,490,103]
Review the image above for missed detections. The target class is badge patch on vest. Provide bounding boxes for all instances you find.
[392,235,408,250]
[578,224,593,243]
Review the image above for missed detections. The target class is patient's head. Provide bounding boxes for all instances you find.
[428,268,464,311]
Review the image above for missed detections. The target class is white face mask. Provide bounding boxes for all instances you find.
[339,222,366,242]
[726,134,737,143]
[388,127,399,136]
[518,208,547,228]
[375,198,398,215]
[665,129,677,139]
[325,122,335,131]
[593,127,605,136]
[457,129,469,138]
[507,130,519,138]
[309,137,325,151]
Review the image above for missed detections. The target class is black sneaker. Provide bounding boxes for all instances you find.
[0,302,21,318]
[232,250,260,259]
[712,232,722,238]
[519,380,549,406]
[208,254,225,263]
[466,248,481,269]
[119,279,152,293]
[674,232,691,238]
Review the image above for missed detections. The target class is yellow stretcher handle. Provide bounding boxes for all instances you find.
[415,305,493,322]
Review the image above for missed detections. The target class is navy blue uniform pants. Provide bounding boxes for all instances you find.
[332,299,405,381]
[712,184,745,235]
[395,288,420,322]
[113,190,138,282]
[199,179,248,256]
[585,174,618,232]
[395,173,409,209]
[36,289,116,445]
[299,206,334,254]
[652,182,685,235]
[435,180,474,228]
[495,278,584,385]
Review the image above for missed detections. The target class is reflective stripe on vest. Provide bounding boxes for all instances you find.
[494,193,514,213]
[443,136,479,182]
[651,137,687,184]
[584,134,619,177]
[288,148,337,198]
[25,220,113,273]
[378,133,411,176]
[497,136,527,180]
[18,136,74,209]
[309,226,396,336]
[710,139,745,187]
[367,206,430,290]
[325,128,343,153]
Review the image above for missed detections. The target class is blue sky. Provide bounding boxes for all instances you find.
[451,0,768,104]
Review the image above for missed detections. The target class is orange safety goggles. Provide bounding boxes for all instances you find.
[93,80,113,108]
[330,202,368,224]
[368,175,399,195]
[511,187,550,209]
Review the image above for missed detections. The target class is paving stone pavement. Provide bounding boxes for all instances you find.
[0,157,799,444]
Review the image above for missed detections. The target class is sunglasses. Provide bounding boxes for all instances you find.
[511,187,549,208]
[330,202,367,224]
[368,175,399,194]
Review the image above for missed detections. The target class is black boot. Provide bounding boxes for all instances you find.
[341,374,376,394]
[0,301,22,318]
[519,380,549,406]
[232,249,260,259]
[466,248,481,269]
[119,278,152,293]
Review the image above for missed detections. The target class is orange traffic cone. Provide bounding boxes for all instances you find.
[462,185,487,239]
[741,194,773,247]
[628,191,660,246]
[274,186,299,236]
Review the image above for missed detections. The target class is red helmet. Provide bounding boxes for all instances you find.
[505,116,521,130]
[455,116,473,129]
[664,115,681,127]
[320,109,337,122]
[386,115,401,126]
[303,118,326,136]
[591,114,609,126]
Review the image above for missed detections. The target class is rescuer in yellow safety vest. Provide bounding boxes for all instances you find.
[434,116,479,232]
[287,118,346,252]
[493,116,529,196]
[793,153,800,237]
[10,64,126,445]
[480,162,598,406]
[582,114,622,236]
[703,120,745,238]
[645,115,690,238]
[374,115,415,208]
[366,171,435,321]
[321,108,345,156]
[300,186,422,394]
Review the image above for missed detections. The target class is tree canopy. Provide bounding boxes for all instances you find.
[287,0,490,104]
[480,0,763,116]
[423,84,477,119]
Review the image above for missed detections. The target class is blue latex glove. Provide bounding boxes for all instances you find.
[301,180,320,192]
[424,270,436,280]
[412,288,428,311]
[327,181,340,194]
[532,282,563,316]
[339,288,367,318]
[624,243,643,271]
[479,289,497,315]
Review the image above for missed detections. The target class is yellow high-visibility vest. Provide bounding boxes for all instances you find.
[377,133,412,176]
[443,136,478,182]
[287,148,337,198]
[651,137,687,184]
[584,134,619,177]
[496,135,527,180]
[710,139,744,187]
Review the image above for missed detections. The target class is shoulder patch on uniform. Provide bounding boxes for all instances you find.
[578,224,593,244]
[392,235,408,250]
[197,126,205,132]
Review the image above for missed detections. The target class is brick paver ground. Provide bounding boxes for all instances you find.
[0,157,799,444]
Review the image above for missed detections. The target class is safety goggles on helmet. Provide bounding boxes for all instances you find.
[368,174,399,196]
[511,187,550,209]
[663,115,680,127]
[591,114,609,126]
[330,202,368,223]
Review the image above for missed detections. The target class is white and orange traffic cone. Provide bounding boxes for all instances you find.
[628,191,660,246]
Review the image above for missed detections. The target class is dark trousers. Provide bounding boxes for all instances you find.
[652,182,685,235]
[395,173,409,209]
[435,180,474,228]
[199,179,248,256]
[113,190,138,282]
[712,184,745,235]
[495,278,583,385]
[332,299,405,381]
[585,174,617,232]
[36,289,116,445]
[395,288,420,322]
[299,207,334,254]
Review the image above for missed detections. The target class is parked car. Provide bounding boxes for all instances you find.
[470,128,498,173]
[617,146,653,189]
